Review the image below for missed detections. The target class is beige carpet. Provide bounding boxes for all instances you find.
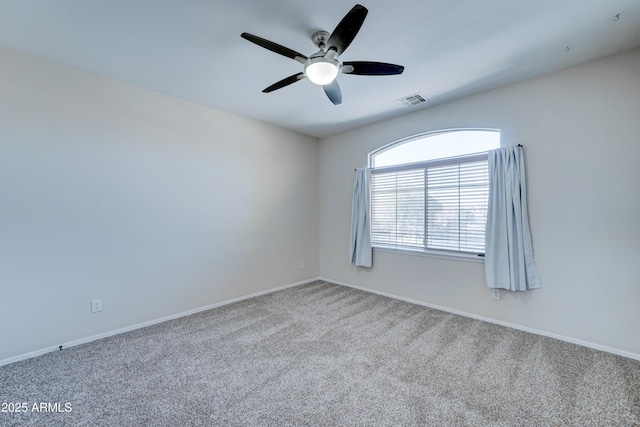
[1,280,639,426]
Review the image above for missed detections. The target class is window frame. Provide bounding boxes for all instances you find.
[368,128,500,263]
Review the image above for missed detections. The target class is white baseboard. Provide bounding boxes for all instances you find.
[319,276,640,362]
[4,276,637,366]
[0,278,319,367]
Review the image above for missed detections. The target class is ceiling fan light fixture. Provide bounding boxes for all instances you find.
[304,57,340,85]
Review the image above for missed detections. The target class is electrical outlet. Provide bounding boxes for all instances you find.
[299,261,304,269]
[491,289,500,300]
[91,299,102,313]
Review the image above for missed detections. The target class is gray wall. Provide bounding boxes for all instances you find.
[2,46,639,363]
[319,48,640,357]
[0,51,319,362]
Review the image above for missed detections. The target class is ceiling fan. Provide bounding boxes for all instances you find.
[241,4,404,105]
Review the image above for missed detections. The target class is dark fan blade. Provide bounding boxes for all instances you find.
[241,33,307,64]
[323,80,342,105]
[263,73,306,93]
[326,4,368,57]
[342,61,404,75]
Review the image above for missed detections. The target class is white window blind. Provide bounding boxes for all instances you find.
[370,154,489,255]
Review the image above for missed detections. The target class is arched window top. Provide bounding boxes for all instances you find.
[370,128,500,168]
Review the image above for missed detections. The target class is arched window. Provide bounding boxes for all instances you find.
[369,129,500,257]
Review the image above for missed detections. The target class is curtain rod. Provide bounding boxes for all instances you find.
[355,144,523,171]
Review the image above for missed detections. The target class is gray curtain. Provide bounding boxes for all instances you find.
[350,168,372,267]
[485,146,541,291]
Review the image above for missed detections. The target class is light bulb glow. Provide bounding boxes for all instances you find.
[304,58,339,85]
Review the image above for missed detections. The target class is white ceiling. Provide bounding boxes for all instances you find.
[1,0,639,138]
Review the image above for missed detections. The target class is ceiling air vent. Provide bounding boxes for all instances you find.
[399,93,427,107]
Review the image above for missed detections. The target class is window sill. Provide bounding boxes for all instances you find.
[373,246,485,264]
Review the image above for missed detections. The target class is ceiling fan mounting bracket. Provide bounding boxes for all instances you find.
[311,31,330,50]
